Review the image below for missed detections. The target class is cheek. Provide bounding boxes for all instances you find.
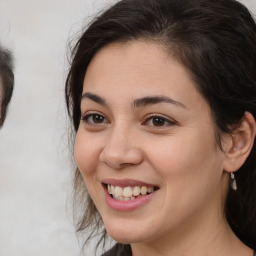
[147,133,213,169]
[144,133,224,226]
[74,131,104,204]
[146,130,222,193]
[74,130,100,177]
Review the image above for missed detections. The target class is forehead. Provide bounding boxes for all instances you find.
[87,41,187,88]
[83,40,206,106]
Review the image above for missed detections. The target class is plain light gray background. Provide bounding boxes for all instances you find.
[0,0,255,256]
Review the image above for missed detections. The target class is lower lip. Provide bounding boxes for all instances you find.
[103,185,157,212]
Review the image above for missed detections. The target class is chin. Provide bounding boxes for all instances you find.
[108,231,142,244]
[104,220,147,244]
[105,220,162,246]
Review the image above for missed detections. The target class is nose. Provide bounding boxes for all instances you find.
[99,126,143,170]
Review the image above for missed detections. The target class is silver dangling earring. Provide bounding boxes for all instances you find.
[231,173,237,191]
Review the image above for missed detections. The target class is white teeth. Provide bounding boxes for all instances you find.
[147,187,154,193]
[123,187,133,198]
[114,186,123,197]
[141,186,148,195]
[110,185,115,194]
[107,184,155,200]
[113,195,136,201]
[133,186,140,196]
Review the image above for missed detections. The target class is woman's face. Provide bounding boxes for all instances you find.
[74,40,228,245]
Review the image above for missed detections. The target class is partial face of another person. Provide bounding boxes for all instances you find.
[0,78,2,123]
[74,40,228,244]
[0,77,5,127]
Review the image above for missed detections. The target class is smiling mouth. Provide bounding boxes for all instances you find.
[104,184,159,201]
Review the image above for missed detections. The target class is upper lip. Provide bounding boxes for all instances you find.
[102,178,159,188]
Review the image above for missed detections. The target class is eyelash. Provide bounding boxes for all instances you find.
[81,112,109,126]
[142,114,176,128]
[81,112,176,129]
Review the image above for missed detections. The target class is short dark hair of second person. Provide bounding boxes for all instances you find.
[0,47,14,127]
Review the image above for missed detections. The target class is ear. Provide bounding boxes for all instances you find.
[223,112,256,173]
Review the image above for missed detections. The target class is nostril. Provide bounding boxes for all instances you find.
[99,147,143,169]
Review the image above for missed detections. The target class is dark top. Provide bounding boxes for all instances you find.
[102,244,256,256]
[102,244,131,256]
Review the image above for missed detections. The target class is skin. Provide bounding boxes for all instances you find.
[74,40,254,256]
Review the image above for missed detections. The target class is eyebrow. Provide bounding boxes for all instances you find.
[81,92,107,106]
[133,96,186,109]
[81,92,186,109]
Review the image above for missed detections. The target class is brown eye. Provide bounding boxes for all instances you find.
[143,115,175,128]
[92,115,105,123]
[81,113,108,125]
[152,117,166,126]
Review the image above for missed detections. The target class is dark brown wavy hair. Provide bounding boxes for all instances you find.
[65,0,256,254]
[0,46,14,127]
